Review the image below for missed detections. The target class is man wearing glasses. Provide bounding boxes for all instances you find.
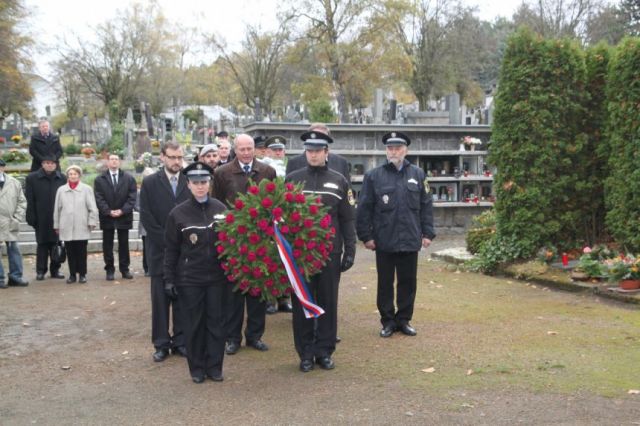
[140,141,191,362]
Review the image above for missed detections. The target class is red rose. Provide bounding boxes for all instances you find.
[291,211,301,222]
[285,182,294,191]
[241,265,250,274]
[284,287,293,295]
[249,287,261,297]
[249,207,259,218]
[265,278,274,288]
[309,204,319,214]
[294,238,304,248]
[229,238,236,245]
[293,249,302,258]
[279,275,289,284]
[218,231,228,241]
[247,252,257,262]
[303,219,314,228]
[327,243,334,251]
[308,230,317,238]
[315,197,322,204]
[239,280,249,290]
[225,213,235,224]
[216,245,225,254]
[227,275,236,282]
[237,225,247,234]
[262,256,272,264]
[271,288,280,297]
[235,199,245,210]
[239,245,248,255]
[325,232,332,240]
[285,192,295,202]
[248,186,260,195]
[280,225,290,234]
[291,226,301,233]
[330,226,336,235]
[265,227,274,236]
[257,219,269,231]
[295,193,306,203]
[261,197,273,209]
[313,260,322,269]
[272,207,283,219]
[306,241,316,250]
[229,257,238,266]
[221,262,229,271]
[267,263,279,273]
[318,243,326,252]
[252,267,263,278]
[320,215,331,229]
[265,182,276,193]
[256,246,267,257]
[305,254,314,262]
[249,233,261,244]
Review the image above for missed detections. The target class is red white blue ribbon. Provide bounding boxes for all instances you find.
[273,222,324,318]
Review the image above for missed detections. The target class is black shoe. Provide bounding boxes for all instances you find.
[225,342,240,355]
[266,303,277,315]
[192,375,205,384]
[278,302,293,313]
[51,272,65,279]
[299,359,314,372]
[78,275,87,284]
[36,273,45,281]
[336,336,342,344]
[66,275,77,284]
[153,348,170,362]
[247,340,269,351]
[172,346,188,357]
[144,271,150,277]
[122,271,133,280]
[316,356,335,370]
[380,324,396,338]
[208,372,224,382]
[106,272,115,281]
[399,323,417,336]
[8,277,29,287]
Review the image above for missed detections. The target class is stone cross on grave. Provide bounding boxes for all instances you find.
[125,108,135,160]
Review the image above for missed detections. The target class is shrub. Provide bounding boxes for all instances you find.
[308,99,335,123]
[64,143,80,155]
[465,209,496,254]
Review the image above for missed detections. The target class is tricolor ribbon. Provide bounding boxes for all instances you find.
[273,222,324,319]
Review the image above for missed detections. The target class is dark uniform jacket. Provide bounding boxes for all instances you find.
[213,158,276,206]
[286,152,351,184]
[25,168,67,243]
[94,169,137,230]
[163,196,228,287]
[356,159,435,252]
[139,169,190,276]
[286,165,356,259]
[29,132,63,172]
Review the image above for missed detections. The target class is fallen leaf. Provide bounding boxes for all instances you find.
[628,389,640,395]
[55,334,62,337]
[507,281,513,284]
[103,296,109,300]
[22,322,30,327]
[461,403,475,408]
[547,331,558,335]
[466,369,474,376]
[531,285,538,289]
[61,366,71,370]
[121,351,129,355]
[454,270,461,274]
[110,301,116,306]
[405,412,414,417]
[429,280,436,284]
[114,281,121,285]
[536,316,544,320]
[73,317,79,320]
[421,367,436,373]
[436,285,443,288]
[361,287,367,290]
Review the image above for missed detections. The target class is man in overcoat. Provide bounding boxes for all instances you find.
[29,120,63,172]
[25,155,67,280]
[213,133,276,355]
[139,141,190,362]
[0,159,28,287]
[94,154,137,280]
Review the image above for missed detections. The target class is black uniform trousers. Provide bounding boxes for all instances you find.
[150,274,185,350]
[225,286,266,345]
[36,242,62,275]
[375,251,418,328]
[102,228,130,273]
[66,240,88,276]
[292,253,341,361]
[179,285,226,378]
[141,236,148,273]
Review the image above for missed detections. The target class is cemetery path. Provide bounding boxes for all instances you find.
[0,241,638,425]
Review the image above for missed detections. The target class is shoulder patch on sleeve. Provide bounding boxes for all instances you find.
[347,189,355,206]
[424,177,430,194]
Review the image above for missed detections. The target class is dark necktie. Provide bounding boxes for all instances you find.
[112,173,118,187]
[243,165,250,174]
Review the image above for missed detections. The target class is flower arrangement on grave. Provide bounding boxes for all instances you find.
[0,136,5,144]
[2,148,29,163]
[215,177,334,307]
[80,143,95,157]
[461,136,482,146]
[150,139,161,148]
[11,134,21,143]
[603,254,640,282]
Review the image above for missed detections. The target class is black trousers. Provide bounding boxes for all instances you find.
[36,242,62,275]
[66,240,88,276]
[102,228,130,273]
[141,236,148,273]
[375,251,418,328]
[150,274,185,350]
[224,285,266,345]
[179,285,226,378]
[292,253,341,361]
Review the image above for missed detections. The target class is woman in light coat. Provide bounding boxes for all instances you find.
[53,165,98,284]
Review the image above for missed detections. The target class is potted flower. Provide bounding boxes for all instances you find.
[81,143,95,158]
[11,135,21,144]
[0,136,5,145]
[460,136,482,151]
[134,158,145,173]
[604,255,640,290]
[150,139,161,153]
[572,247,604,281]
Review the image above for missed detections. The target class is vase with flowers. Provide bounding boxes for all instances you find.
[604,254,640,290]
[461,136,482,151]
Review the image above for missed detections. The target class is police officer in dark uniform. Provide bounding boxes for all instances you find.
[164,162,228,383]
[356,132,435,338]
[286,131,356,372]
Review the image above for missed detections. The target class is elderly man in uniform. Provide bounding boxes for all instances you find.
[356,131,435,338]
[286,131,356,372]
[213,134,276,355]
[198,144,219,170]
[0,159,28,288]
[140,141,191,362]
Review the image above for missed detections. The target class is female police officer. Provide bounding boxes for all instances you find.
[163,162,228,383]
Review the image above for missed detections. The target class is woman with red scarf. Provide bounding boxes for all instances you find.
[53,165,98,283]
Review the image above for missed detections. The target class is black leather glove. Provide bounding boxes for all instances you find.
[340,255,354,272]
[164,282,178,300]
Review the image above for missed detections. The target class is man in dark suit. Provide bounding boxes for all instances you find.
[94,153,137,281]
[29,120,63,172]
[285,123,351,183]
[25,155,67,280]
[213,134,276,355]
[139,141,190,362]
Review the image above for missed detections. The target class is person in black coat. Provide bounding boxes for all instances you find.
[285,123,351,183]
[164,162,228,383]
[94,154,137,281]
[25,155,67,280]
[139,141,190,362]
[29,120,63,172]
